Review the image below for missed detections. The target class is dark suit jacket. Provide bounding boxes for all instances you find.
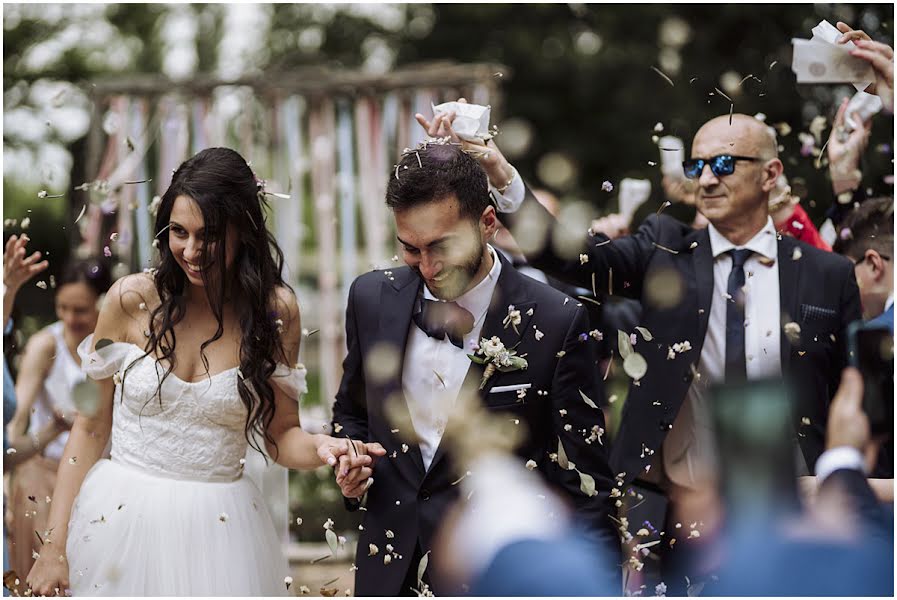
[332,251,616,596]
[502,186,862,487]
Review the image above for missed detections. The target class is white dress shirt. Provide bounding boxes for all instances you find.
[490,169,526,213]
[402,246,502,471]
[664,217,785,488]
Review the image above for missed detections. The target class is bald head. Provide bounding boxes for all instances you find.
[694,114,778,160]
[690,113,785,245]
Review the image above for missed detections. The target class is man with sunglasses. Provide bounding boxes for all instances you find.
[417,109,862,592]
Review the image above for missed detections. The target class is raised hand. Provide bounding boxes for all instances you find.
[827,96,872,194]
[414,98,516,189]
[837,22,894,113]
[4,234,49,292]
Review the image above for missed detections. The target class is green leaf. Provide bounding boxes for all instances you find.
[635,326,654,341]
[417,550,430,585]
[557,438,573,470]
[617,330,633,360]
[623,352,648,381]
[95,338,114,350]
[577,469,597,497]
[579,389,599,410]
[467,354,487,364]
[325,528,338,556]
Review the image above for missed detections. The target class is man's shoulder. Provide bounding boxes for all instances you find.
[505,267,587,320]
[785,236,853,273]
[351,265,416,294]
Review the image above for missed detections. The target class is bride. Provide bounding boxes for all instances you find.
[26,147,383,596]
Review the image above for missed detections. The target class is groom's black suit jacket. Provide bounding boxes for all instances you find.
[502,186,862,487]
[332,252,616,596]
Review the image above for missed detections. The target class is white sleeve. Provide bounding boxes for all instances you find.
[77,334,137,380]
[269,363,309,403]
[489,167,525,213]
[814,446,867,483]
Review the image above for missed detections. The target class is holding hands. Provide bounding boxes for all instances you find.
[316,436,386,499]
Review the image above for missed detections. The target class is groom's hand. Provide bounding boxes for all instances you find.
[338,465,373,499]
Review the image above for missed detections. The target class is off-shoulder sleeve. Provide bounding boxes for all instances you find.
[77,334,138,381]
[270,363,309,402]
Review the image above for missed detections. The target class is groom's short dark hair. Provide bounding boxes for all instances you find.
[385,141,490,221]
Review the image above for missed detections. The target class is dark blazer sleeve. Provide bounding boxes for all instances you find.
[819,468,892,539]
[499,183,669,299]
[548,304,617,553]
[829,259,863,402]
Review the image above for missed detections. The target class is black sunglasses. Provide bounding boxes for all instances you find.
[682,155,763,179]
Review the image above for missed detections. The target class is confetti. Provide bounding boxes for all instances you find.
[651,66,675,86]
[601,181,614,192]
[784,322,801,345]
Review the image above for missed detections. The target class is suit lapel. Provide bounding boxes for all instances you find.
[777,235,802,373]
[374,270,427,479]
[688,228,714,341]
[428,253,535,474]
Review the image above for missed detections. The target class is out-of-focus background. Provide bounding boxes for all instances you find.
[3,3,893,593]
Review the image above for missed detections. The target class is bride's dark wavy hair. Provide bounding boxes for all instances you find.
[128,147,289,458]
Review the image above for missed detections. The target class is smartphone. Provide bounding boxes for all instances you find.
[847,321,894,436]
[709,379,800,522]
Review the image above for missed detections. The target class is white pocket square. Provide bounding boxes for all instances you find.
[489,383,532,394]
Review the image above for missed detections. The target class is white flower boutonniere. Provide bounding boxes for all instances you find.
[503,305,522,334]
[469,336,528,389]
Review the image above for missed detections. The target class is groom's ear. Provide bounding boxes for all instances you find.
[480,204,498,239]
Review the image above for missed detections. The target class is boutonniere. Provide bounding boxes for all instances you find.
[503,304,522,334]
[468,336,528,389]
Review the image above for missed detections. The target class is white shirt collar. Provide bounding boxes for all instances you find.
[885,295,894,312]
[707,216,778,261]
[422,244,502,322]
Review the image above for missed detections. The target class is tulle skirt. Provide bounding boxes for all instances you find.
[66,459,289,596]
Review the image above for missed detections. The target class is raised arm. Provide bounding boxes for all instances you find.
[8,329,56,438]
[414,100,659,297]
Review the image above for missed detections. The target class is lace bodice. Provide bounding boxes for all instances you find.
[77,335,307,482]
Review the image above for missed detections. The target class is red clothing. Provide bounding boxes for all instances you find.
[776,203,832,252]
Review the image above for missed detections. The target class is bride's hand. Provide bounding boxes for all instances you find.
[316,436,385,473]
[26,546,70,596]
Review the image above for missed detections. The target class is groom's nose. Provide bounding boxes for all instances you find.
[419,254,442,280]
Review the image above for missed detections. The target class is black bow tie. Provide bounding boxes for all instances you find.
[412,297,475,349]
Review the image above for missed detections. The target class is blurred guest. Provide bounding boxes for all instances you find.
[713,368,893,596]
[832,196,894,488]
[7,258,111,578]
[832,197,894,330]
[3,234,69,596]
[433,453,618,596]
[769,173,832,251]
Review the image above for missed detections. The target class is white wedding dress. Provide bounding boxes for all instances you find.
[67,335,307,596]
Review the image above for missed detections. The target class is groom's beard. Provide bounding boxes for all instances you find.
[412,241,485,301]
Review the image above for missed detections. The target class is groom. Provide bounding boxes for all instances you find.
[332,141,617,596]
